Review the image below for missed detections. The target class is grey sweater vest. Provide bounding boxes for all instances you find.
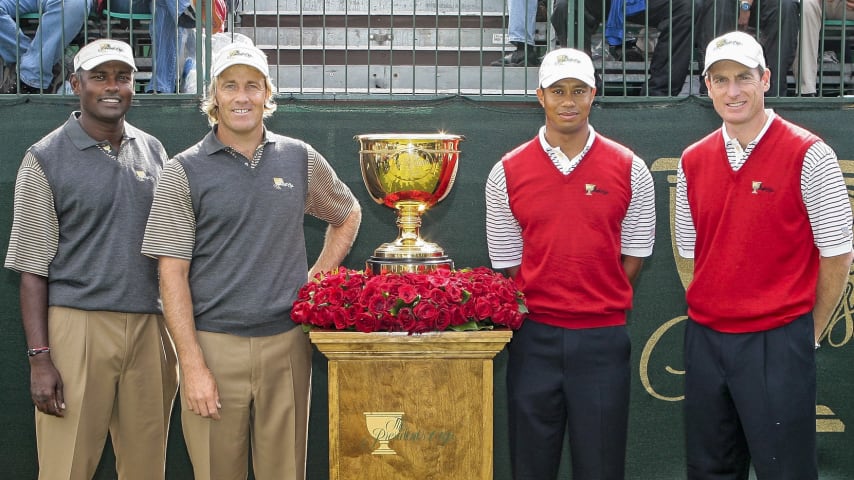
[32,114,166,313]
[177,131,309,337]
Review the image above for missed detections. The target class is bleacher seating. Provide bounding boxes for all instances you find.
[3,0,852,97]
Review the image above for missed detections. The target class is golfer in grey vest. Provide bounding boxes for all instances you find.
[141,41,362,479]
[4,39,178,479]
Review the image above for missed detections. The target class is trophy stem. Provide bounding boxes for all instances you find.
[396,201,425,247]
[366,201,454,274]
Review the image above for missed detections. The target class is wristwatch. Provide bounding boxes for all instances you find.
[739,0,751,11]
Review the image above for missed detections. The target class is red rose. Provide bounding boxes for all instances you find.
[474,296,493,320]
[398,284,419,304]
[444,284,463,303]
[291,301,313,323]
[434,308,452,330]
[354,312,378,333]
[313,306,336,328]
[397,307,416,332]
[413,301,440,327]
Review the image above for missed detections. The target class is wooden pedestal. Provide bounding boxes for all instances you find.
[309,330,512,480]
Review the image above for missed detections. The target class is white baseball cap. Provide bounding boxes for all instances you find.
[74,39,137,71]
[703,31,766,75]
[538,48,596,89]
[211,43,270,79]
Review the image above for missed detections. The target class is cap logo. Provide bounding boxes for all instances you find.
[228,49,254,60]
[98,42,125,54]
[714,38,742,51]
[555,54,580,66]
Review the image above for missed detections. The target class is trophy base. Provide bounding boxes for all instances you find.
[366,256,454,275]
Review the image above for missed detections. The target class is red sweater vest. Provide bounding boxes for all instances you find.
[682,116,820,333]
[503,134,634,329]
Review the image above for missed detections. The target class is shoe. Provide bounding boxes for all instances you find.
[491,45,540,67]
[822,50,839,64]
[611,39,645,62]
[178,5,196,28]
[0,62,55,94]
[0,62,16,94]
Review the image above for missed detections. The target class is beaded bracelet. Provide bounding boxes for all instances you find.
[27,346,51,357]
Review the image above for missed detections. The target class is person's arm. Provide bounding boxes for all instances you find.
[813,251,854,343]
[308,203,362,279]
[158,256,221,419]
[622,255,644,286]
[504,265,520,279]
[20,272,65,417]
[737,1,752,30]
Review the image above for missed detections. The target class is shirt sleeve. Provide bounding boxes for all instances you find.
[674,157,696,259]
[141,160,196,260]
[801,141,854,257]
[621,155,656,257]
[4,152,58,276]
[485,161,523,269]
[304,145,357,226]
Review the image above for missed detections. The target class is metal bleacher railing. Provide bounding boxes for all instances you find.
[1,0,852,99]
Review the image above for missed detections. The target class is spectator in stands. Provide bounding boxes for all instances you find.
[551,0,693,96]
[147,0,226,93]
[695,0,800,96]
[146,0,191,93]
[794,0,853,96]
[492,0,540,67]
[0,0,91,94]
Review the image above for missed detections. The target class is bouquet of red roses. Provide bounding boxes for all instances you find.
[291,266,526,334]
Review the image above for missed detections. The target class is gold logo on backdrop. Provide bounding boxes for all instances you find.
[642,158,854,433]
[585,184,595,195]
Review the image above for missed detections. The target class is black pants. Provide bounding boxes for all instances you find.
[683,315,818,480]
[696,0,800,96]
[551,0,693,96]
[507,320,631,479]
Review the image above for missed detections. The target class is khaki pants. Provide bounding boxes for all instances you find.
[37,307,178,480]
[182,327,312,480]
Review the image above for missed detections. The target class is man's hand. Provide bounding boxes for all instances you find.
[29,354,65,417]
[181,363,222,420]
[737,10,751,30]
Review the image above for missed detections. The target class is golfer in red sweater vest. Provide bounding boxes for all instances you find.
[677,31,853,480]
[485,48,656,479]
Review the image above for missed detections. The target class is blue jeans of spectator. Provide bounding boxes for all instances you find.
[147,0,190,92]
[508,0,537,46]
[0,0,92,89]
[107,0,150,15]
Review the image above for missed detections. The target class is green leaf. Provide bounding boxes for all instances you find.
[447,320,494,332]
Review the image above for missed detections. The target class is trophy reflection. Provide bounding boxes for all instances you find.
[355,133,463,274]
[364,412,404,455]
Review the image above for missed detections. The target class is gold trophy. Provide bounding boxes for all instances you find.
[355,133,463,274]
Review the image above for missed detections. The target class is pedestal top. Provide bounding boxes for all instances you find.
[308,329,512,360]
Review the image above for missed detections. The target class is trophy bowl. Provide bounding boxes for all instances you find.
[355,133,463,274]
